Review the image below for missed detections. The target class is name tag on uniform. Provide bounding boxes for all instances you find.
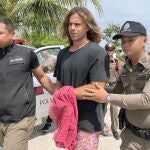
[9,57,24,65]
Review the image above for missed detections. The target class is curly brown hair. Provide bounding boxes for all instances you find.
[61,7,102,45]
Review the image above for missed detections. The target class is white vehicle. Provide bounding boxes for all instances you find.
[33,45,64,125]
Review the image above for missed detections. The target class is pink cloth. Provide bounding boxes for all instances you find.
[49,86,78,150]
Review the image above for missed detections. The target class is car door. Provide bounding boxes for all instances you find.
[33,46,64,123]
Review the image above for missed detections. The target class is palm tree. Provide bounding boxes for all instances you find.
[0,0,102,34]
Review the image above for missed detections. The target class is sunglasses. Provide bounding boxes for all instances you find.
[107,49,114,52]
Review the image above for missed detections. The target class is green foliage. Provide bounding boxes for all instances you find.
[1,0,103,47]
[19,31,68,48]
[0,0,102,34]
[103,24,120,43]
[103,24,125,60]
[1,0,102,47]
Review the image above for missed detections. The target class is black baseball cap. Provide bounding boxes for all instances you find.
[113,21,147,40]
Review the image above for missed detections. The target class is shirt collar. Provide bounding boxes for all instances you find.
[138,51,150,69]
[125,51,150,71]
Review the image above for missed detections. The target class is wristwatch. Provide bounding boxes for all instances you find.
[106,94,111,102]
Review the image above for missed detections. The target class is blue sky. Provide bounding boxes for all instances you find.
[87,0,150,50]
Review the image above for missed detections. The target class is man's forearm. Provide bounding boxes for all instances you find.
[110,93,150,110]
[39,75,55,94]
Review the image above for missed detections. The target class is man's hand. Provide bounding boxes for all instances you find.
[74,84,96,99]
[82,83,109,103]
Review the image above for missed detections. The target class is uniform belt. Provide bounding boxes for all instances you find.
[125,119,150,140]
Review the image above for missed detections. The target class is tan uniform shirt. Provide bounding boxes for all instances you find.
[110,52,150,129]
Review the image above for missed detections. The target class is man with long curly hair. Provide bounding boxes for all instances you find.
[54,7,108,149]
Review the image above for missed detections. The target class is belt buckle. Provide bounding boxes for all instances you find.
[138,129,146,139]
[145,130,150,139]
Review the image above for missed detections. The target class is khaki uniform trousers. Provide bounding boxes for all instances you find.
[103,103,119,132]
[110,104,119,132]
[0,116,36,150]
[120,128,150,150]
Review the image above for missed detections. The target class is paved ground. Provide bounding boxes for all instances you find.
[29,104,121,150]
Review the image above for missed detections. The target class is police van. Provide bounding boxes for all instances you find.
[33,45,64,125]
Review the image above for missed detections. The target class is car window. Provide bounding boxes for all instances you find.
[36,48,60,73]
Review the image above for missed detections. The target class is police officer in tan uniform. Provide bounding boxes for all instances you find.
[104,43,122,140]
[83,21,150,150]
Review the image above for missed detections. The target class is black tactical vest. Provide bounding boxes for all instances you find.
[0,44,36,123]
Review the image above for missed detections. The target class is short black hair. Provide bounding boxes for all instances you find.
[0,17,15,32]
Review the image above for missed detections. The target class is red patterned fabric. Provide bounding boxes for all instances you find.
[76,130,100,150]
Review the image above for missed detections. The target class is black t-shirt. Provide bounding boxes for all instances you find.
[104,52,110,78]
[30,50,40,69]
[54,41,108,132]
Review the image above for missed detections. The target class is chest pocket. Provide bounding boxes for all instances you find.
[134,68,150,92]
[8,56,26,71]
[121,75,130,94]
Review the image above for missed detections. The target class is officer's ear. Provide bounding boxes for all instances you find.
[11,31,16,40]
[142,36,147,48]
[143,36,147,44]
